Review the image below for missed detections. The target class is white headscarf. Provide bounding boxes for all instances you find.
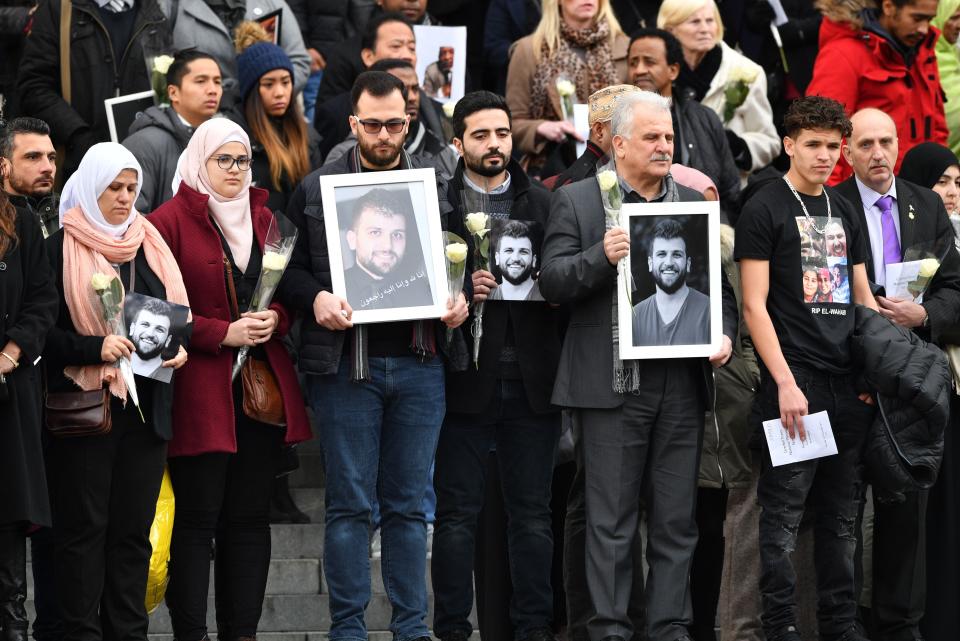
[59,143,143,239]
[174,119,254,271]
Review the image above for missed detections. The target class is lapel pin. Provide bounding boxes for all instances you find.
[909,204,916,220]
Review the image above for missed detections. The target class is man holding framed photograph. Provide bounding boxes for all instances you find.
[280,70,469,641]
[540,90,738,641]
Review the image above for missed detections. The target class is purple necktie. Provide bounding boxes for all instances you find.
[876,195,901,265]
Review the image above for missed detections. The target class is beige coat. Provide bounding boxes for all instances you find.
[505,33,629,160]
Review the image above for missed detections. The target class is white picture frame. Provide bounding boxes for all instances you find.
[320,168,448,325]
[104,90,156,143]
[413,25,467,104]
[617,200,722,359]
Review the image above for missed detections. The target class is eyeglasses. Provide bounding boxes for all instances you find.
[353,117,406,134]
[210,155,251,171]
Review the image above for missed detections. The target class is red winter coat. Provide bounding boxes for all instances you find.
[806,16,948,185]
[148,183,311,457]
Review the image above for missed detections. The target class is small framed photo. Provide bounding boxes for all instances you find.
[105,90,156,143]
[487,218,545,302]
[256,8,282,45]
[413,25,467,104]
[617,201,722,359]
[320,168,448,324]
[123,292,191,383]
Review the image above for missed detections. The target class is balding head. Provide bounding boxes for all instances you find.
[843,108,899,193]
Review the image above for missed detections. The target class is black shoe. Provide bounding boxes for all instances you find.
[0,526,28,641]
[438,632,469,641]
[823,626,870,641]
[520,628,557,641]
[269,475,310,524]
[770,626,803,641]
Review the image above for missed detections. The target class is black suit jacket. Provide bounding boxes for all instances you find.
[833,176,960,344]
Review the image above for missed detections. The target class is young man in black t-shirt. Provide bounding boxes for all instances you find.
[735,96,879,641]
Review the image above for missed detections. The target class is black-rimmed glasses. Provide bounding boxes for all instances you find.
[210,155,251,171]
[353,117,406,134]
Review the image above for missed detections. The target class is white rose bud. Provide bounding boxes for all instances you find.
[262,251,288,271]
[91,272,113,291]
[919,258,940,278]
[153,55,175,75]
[556,79,576,97]
[445,242,468,263]
[442,101,456,118]
[597,170,618,192]
[465,212,489,235]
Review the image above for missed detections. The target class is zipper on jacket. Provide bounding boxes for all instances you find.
[711,368,724,486]
[77,5,163,97]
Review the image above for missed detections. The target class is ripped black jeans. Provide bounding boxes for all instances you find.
[754,367,874,640]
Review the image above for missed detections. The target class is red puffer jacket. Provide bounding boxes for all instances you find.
[806,16,948,185]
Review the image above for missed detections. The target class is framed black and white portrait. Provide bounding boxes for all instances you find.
[123,292,191,383]
[413,25,467,104]
[320,168,448,324]
[105,91,156,143]
[617,201,722,359]
[487,218,545,302]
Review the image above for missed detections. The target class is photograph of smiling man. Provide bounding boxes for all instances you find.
[487,219,545,301]
[123,292,191,383]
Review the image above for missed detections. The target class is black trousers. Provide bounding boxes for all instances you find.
[49,412,167,641]
[690,487,728,641]
[29,527,61,641]
[165,419,281,641]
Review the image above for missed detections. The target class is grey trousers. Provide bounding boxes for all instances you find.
[581,360,703,641]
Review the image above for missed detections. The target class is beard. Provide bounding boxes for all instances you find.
[652,263,687,294]
[359,251,401,278]
[500,260,533,285]
[6,169,53,198]
[465,150,508,178]
[359,137,403,168]
[133,335,164,360]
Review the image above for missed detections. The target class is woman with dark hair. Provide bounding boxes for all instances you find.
[0,189,58,641]
[899,142,960,216]
[236,35,323,213]
[150,118,311,641]
[44,143,189,641]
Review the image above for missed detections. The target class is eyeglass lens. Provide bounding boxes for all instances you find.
[357,118,405,134]
[214,155,251,171]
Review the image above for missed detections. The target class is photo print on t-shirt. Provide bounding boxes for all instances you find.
[797,216,850,307]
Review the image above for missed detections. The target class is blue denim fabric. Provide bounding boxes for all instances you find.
[755,367,874,640]
[302,70,323,124]
[308,355,445,641]
[432,380,560,640]
[371,461,436,529]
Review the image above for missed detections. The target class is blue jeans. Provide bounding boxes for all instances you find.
[371,461,435,528]
[308,355,445,641]
[755,367,873,639]
[302,70,323,124]
[432,379,560,640]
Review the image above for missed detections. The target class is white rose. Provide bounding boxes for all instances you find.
[730,66,758,84]
[91,272,113,291]
[556,79,576,97]
[445,242,468,263]
[597,170,618,192]
[919,258,940,278]
[442,101,456,118]
[464,212,489,235]
[153,55,175,75]
[262,251,288,271]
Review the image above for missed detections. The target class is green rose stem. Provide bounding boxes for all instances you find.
[92,273,144,422]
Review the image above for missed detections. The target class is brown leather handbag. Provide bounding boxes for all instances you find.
[45,387,112,437]
[223,254,286,427]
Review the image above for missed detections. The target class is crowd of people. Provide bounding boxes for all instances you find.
[1,1,960,641]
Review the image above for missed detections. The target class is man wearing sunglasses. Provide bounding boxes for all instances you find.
[280,70,471,641]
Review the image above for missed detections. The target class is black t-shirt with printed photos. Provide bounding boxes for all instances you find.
[735,179,868,374]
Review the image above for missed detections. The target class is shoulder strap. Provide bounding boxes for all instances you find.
[60,0,72,104]
[223,253,239,321]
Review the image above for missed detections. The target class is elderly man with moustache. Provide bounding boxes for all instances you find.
[540,90,738,641]
[832,106,960,641]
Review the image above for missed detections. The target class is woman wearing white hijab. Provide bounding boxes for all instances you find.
[150,120,310,641]
[42,143,189,641]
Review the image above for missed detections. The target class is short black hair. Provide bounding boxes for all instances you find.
[0,117,51,159]
[361,12,413,52]
[497,220,533,245]
[350,188,411,229]
[628,28,684,67]
[648,218,687,255]
[368,58,415,74]
[166,49,220,88]
[451,91,512,141]
[351,71,408,113]
[783,95,852,139]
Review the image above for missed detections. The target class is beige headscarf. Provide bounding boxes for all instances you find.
[175,119,254,271]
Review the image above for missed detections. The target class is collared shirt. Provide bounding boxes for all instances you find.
[854,176,901,286]
[619,175,666,203]
[463,171,512,195]
[93,0,135,12]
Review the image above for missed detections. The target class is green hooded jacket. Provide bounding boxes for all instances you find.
[934,0,960,157]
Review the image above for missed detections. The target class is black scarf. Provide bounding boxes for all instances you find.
[676,45,723,103]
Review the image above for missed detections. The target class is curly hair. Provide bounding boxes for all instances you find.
[783,95,852,139]
[0,189,18,260]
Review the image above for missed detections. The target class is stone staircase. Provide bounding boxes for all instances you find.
[26,436,477,641]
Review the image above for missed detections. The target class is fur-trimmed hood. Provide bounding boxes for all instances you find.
[816,0,876,30]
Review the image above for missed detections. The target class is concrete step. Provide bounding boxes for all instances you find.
[288,452,324,488]
[271,523,325,559]
[289,488,325,523]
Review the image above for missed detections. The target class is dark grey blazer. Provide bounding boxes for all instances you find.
[539,177,739,409]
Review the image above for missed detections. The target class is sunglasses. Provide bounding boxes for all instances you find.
[353,117,406,134]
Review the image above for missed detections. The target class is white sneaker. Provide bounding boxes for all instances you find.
[426,523,434,559]
[370,528,382,559]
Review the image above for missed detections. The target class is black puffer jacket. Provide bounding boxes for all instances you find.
[852,306,951,494]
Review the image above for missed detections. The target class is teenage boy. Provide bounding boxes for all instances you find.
[735,95,879,641]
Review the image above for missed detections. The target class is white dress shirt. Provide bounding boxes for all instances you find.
[855,176,901,286]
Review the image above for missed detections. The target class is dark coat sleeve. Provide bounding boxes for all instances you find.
[278,180,327,313]
[16,0,90,146]
[920,194,960,343]
[703,107,742,224]
[316,43,363,104]
[0,5,30,36]
[313,94,351,159]
[5,210,58,364]
[720,267,739,343]
[482,0,521,68]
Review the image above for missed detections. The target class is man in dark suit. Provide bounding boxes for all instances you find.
[540,90,738,641]
[832,107,960,641]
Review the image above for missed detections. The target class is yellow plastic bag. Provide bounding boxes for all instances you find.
[145,466,175,614]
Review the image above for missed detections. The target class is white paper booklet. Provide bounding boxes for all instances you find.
[762,410,838,467]
[885,260,925,303]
